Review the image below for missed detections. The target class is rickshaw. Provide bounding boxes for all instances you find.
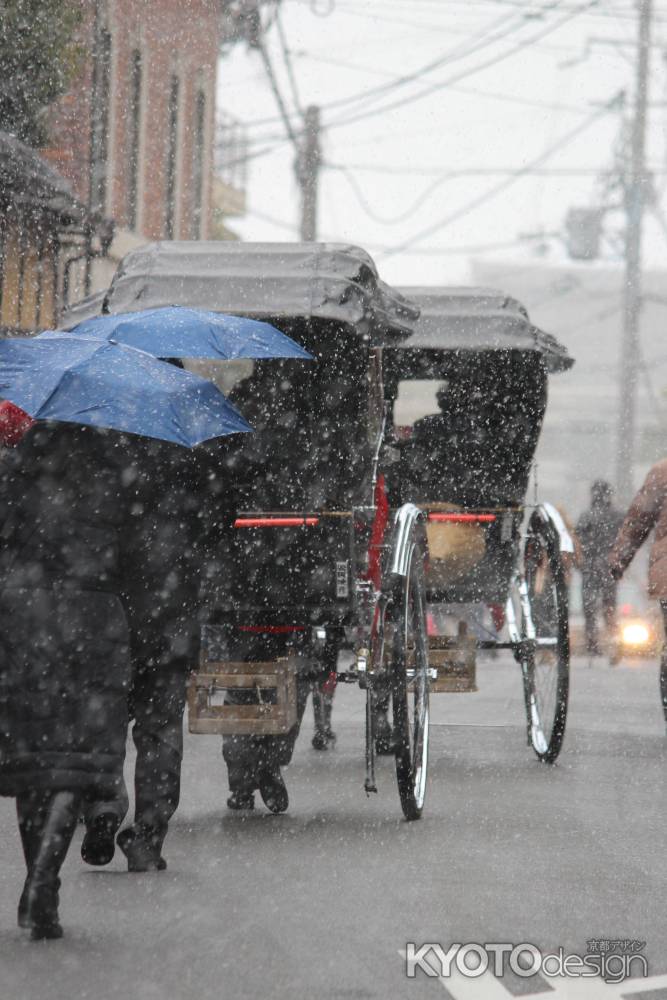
[388,286,574,768]
[67,242,574,821]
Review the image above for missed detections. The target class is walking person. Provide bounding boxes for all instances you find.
[81,439,216,872]
[0,424,142,939]
[311,636,338,751]
[608,458,667,724]
[576,480,624,659]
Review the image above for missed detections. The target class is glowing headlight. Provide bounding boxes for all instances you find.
[621,623,650,646]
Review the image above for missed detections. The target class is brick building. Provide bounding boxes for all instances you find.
[42,0,225,296]
[0,131,109,334]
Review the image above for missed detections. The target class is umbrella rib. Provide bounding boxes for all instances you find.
[28,343,100,420]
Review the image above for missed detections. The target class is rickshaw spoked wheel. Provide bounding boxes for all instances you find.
[518,512,570,764]
[388,535,430,820]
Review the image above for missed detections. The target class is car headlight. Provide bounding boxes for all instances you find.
[621,622,651,646]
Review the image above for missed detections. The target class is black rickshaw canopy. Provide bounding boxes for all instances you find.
[384,284,574,518]
[61,241,419,344]
[396,286,573,373]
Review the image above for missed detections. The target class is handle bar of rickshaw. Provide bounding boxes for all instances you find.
[427,513,496,523]
[234,516,320,528]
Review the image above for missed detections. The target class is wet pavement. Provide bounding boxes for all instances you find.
[1,653,666,1000]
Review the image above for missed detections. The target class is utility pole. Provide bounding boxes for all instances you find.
[249,2,322,242]
[616,0,652,500]
[297,105,321,241]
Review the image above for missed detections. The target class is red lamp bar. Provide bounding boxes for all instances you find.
[238,625,306,633]
[234,516,320,528]
[427,513,496,523]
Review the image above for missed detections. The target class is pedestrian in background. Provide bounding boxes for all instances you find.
[576,480,624,659]
[609,458,667,725]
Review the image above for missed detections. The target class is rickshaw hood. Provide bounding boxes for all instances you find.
[61,242,419,345]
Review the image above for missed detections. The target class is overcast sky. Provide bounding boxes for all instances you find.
[216,0,667,286]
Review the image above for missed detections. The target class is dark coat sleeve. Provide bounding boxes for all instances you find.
[608,465,667,577]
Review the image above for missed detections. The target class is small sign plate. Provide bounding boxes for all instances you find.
[335,560,349,598]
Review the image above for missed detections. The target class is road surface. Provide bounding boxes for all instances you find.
[1,653,666,1000]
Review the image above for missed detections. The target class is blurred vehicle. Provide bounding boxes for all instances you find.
[569,566,662,661]
[615,603,662,659]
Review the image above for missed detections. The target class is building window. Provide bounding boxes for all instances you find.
[90,27,111,214]
[165,75,179,239]
[127,48,142,230]
[191,89,206,239]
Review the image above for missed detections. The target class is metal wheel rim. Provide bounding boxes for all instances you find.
[525,537,565,755]
[404,546,429,809]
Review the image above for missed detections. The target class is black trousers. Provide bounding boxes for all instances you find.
[221,634,334,792]
[85,615,194,845]
[582,571,617,654]
[223,677,313,792]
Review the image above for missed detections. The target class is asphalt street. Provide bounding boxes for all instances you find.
[1,653,667,1000]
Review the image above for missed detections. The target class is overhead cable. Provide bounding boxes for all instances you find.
[242,1,549,130]
[333,165,456,224]
[379,92,623,258]
[275,10,304,116]
[254,33,301,149]
[326,163,633,177]
[326,0,601,131]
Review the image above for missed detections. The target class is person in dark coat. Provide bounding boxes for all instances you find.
[396,359,544,509]
[0,423,141,939]
[206,351,368,812]
[81,438,220,872]
[576,480,624,657]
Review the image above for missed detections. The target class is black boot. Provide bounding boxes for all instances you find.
[117,825,167,872]
[17,885,31,930]
[312,726,336,750]
[226,764,257,811]
[257,766,289,814]
[20,790,80,940]
[17,793,47,929]
[311,730,329,751]
[226,790,255,811]
[81,810,122,867]
[312,682,336,750]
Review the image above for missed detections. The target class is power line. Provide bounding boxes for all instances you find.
[332,165,456,225]
[254,35,301,148]
[241,0,557,131]
[354,237,528,256]
[290,0,526,38]
[378,92,622,258]
[242,209,528,256]
[214,136,292,167]
[325,0,601,131]
[326,163,662,177]
[304,0,667,22]
[329,162,650,226]
[275,10,304,116]
[440,82,589,116]
[318,3,526,115]
[245,93,667,148]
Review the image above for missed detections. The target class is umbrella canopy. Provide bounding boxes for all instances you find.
[0,337,252,448]
[56,306,313,361]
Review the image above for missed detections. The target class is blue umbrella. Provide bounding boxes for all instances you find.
[55,306,313,361]
[0,336,252,448]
